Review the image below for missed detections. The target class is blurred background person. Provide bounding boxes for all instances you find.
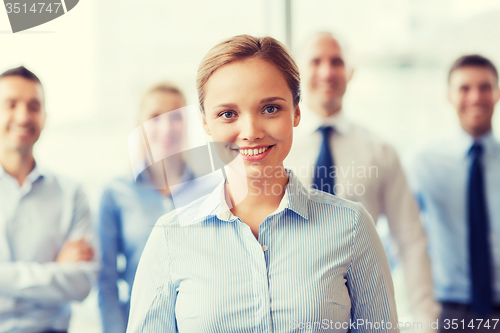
[97,82,218,333]
[409,55,500,331]
[0,66,97,333]
[284,32,439,327]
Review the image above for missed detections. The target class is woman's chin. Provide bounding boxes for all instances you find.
[244,164,279,181]
[150,146,183,160]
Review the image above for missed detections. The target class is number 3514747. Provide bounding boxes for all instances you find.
[5,2,62,14]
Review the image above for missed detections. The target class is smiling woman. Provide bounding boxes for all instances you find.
[202,57,300,213]
[126,35,399,333]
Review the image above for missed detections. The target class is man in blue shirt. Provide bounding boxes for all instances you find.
[0,66,98,332]
[410,55,500,332]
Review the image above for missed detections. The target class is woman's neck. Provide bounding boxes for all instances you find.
[148,155,186,196]
[226,165,289,237]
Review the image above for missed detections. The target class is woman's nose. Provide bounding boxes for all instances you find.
[240,114,264,141]
[155,114,173,135]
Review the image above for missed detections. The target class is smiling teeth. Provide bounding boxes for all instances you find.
[240,147,268,156]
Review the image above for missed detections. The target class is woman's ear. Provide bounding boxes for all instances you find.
[293,105,301,127]
[201,109,211,136]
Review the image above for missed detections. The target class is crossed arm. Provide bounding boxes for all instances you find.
[0,188,99,305]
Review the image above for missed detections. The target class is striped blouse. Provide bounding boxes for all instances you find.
[127,170,398,332]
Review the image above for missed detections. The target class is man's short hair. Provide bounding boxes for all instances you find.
[296,31,352,67]
[0,66,42,85]
[448,55,498,84]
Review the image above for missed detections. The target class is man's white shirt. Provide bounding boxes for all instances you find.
[0,163,98,333]
[284,106,439,325]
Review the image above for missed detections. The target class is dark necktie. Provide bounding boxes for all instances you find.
[468,142,493,317]
[312,126,335,194]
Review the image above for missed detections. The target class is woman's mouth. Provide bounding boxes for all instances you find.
[236,145,274,161]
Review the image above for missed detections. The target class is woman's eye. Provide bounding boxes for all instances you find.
[221,111,235,119]
[263,105,278,114]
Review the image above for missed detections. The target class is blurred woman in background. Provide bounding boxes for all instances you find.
[97,82,218,333]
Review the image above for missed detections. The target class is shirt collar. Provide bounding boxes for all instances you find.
[0,161,45,184]
[298,103,351,136]
[455,128,500,159]
[276,169,310,220]
[136,161,194,192]
[191,169,309,226]
[26,164,44,183]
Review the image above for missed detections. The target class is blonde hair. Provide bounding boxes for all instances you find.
[196,34,300,112]
[139,82,186,120]
[132,81,187,169]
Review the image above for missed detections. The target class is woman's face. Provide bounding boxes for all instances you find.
[202,58,300,179]
[140,91,186,160]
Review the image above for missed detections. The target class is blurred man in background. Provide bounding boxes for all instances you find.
[0,66,97,333]
[410,55,500,331]
[285,32,439,326]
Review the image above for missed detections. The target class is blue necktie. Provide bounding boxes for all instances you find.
[468,142,493,317]
[312,126,335,194]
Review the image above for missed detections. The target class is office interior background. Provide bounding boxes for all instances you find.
[2,0,500,331]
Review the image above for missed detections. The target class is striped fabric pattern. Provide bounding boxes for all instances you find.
[127,170,398,332]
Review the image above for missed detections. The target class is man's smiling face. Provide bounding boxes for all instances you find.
[448,66,500,138]
[0,76,46,152]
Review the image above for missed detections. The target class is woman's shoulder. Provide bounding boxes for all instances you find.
[280,175,373,242]
[306,189,362,212]
[95,175,137,206]
[288,174,373,234]
[307,190,370,225]
[100,174,136,193]
[289,171,365,219]
[156,190,215,228]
